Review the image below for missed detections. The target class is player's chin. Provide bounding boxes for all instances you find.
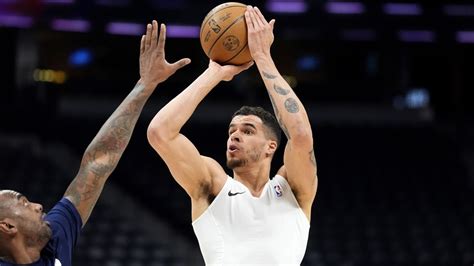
[226,158,244,169]
[39,223,53,242]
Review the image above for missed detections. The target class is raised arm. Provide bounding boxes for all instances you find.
[246,6,317,219]
[147,61,252,205]
[64,20,190,226]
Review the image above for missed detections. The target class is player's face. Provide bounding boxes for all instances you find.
[0,190,52,247]
[226,115,270,169]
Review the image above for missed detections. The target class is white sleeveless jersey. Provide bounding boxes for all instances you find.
[192,175,310,266]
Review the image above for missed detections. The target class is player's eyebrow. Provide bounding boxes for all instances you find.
[229,123,257,130]
[242,123,257,130]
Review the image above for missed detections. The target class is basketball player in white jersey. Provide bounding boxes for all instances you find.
[147,6,317,265]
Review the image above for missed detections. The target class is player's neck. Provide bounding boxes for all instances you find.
[233,163,270,197]
[5,240,41,264]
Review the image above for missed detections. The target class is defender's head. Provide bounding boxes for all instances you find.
[226,106,281,169]
[0,190,51,254]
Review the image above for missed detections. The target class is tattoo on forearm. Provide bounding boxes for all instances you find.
[274,84,290,95]
[66,155,114,205]
[65,83,151,220]
[262,71,277,79]
[284,98,300,113]
[268,92,279,118]
[88,86,148,162]
[268,92,291,140]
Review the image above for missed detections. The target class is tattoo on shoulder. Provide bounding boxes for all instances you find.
[262,71,277,79]
[274,84,290,95]
[284,98,300,113]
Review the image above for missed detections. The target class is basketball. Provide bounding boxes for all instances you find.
[200,2,252,65]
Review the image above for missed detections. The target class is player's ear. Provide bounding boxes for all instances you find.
[0,219,18,236]
[266,139,277,157]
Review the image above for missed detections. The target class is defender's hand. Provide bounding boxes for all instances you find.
[139,20,191,87]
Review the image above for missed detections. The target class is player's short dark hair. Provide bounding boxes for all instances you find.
[232,106,281,146]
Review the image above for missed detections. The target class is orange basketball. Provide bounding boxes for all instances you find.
[200,2,252,65]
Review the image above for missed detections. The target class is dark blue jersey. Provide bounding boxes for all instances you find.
[0,198,82,266]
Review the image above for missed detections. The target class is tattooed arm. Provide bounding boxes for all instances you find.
[64,20,190,225]
[246,6,317,221]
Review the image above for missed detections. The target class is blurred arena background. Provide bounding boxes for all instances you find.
[1,0,474,265]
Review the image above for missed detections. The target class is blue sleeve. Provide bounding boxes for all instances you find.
[43,198,83,260]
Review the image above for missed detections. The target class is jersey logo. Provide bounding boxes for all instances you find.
[274,185,283,197]
[228,190,246,197]
[55,259,62,266]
